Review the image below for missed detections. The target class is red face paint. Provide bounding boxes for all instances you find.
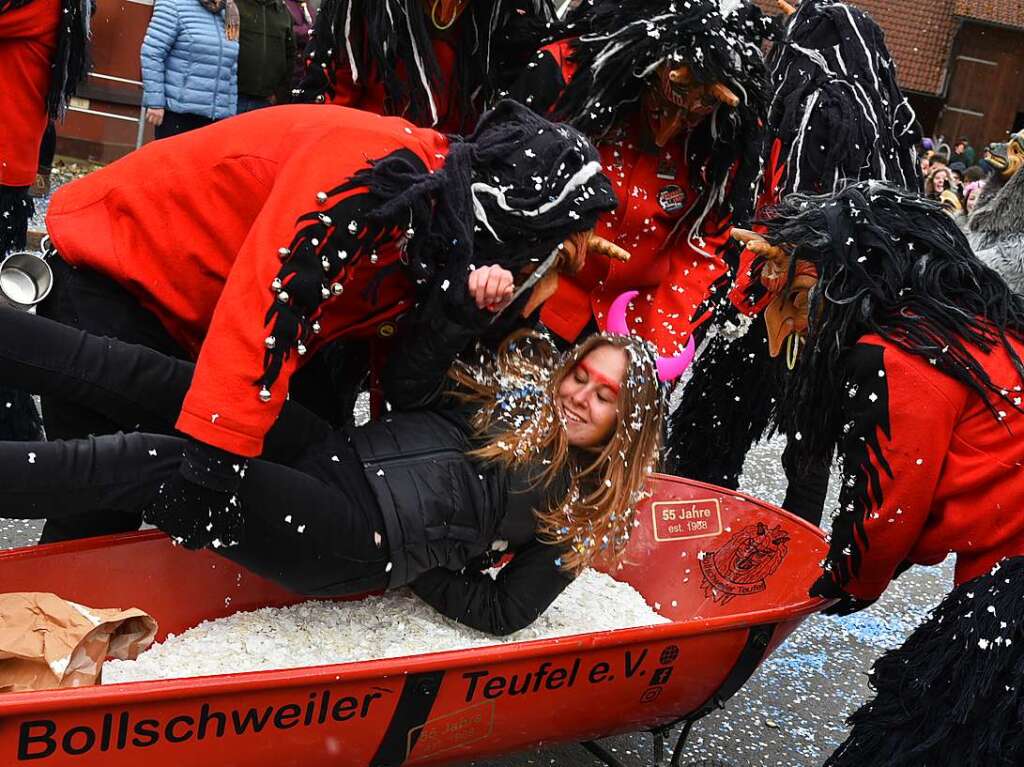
[579,361,621,396]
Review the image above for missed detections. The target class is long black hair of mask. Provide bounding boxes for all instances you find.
[295,0,556,129]
[550,0,771,234]
[366,99,618,305]
[764,181,1024,468]
[759,0,921,198]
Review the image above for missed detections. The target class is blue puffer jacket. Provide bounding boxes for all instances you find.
[141,0,239,119]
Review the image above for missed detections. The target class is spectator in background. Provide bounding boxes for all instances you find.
[141,0,240,139]
[964,179,985,214]
[235,0,293,112]
[927,164,965,220]
[952,136,976,167]
[964,164,986,185]
[282,0,313,89]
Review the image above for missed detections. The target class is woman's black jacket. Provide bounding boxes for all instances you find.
[346,298,574,636]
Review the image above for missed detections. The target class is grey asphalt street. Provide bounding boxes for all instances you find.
[0,438,949,767]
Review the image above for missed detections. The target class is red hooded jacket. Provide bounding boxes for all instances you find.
[0,0,59,187]
[828,335,1024,602]
[522,41,734,356]
[46,105,449,456]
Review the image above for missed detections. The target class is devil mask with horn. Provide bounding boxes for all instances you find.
[732,227,817,369]
[551,0,770,148]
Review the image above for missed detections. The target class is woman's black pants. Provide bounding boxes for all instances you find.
[0,306,391,597]
[36,257,364,541]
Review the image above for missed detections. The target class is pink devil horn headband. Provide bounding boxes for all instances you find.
[606,291,696,382]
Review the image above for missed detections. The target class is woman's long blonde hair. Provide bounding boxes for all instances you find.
[451,331,664,574]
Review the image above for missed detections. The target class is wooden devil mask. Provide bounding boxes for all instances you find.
[642,64,740,148]
[733,228,818,367]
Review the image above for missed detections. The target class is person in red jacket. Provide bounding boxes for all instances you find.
[738,182,1024,765]
[0,0,88,441]
[509,0,771,359]
[671,0,923,522]
[36,100,620,545]
[294,0,555,131]
[0,0,88,257]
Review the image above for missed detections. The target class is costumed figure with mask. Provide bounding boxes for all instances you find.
[738,181,1024,766]
[0,0,89,440]
[294,0,556,131]
[968,130,1024,294]
[671,0,921,523]
[508,0,771,385]
[31,100,623,545]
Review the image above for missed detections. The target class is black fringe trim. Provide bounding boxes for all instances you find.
[825,556,1024,767]
[48,0,91,118]
[824,343,892,588]
[255,175,403,392]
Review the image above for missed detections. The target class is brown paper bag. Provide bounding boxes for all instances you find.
[0,592,157,693]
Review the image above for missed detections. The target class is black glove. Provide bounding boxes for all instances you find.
[143,440,248,550]
[810,573,877,617]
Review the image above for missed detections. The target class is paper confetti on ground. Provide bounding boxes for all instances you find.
[104,569,667,684]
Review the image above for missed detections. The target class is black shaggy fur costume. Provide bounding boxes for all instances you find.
[826,556,1024,767]
[758,0,920,199]
[295,0,555,128]
[763,182,1024,471]
[671,0,921,519]
[759,183,1024,766]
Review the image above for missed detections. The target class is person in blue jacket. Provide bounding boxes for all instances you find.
[141,0,240,139]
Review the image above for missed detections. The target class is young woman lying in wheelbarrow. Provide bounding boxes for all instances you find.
[0,268,667,636]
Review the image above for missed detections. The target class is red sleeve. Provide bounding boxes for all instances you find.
[175,126,431,456]
[325,60,363,107]
[822,341,964,602]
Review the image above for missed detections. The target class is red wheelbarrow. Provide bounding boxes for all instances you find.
[0,474,828,767]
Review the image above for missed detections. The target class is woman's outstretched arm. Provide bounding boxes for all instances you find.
[411,541,574,636]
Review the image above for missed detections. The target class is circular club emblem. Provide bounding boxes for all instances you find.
[658,185,688,214]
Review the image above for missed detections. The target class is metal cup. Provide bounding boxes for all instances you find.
[0,252,53,311]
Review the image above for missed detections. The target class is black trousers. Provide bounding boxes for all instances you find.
[153,111,215,140]
[0,306,390,597]
[35,257,363,541]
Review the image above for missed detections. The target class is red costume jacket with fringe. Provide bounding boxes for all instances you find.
[46,105,450,457]
[827,334,1024,602]
[323,36,465,132]
[519,41,733,356]
[0,0,59,187]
